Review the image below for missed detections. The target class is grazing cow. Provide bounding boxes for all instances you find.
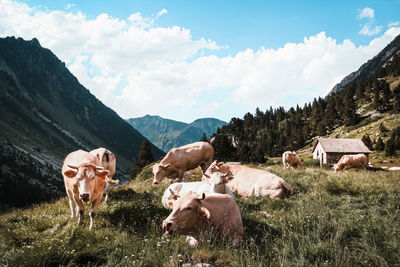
[89,148,119,202]
[162,191,243,246]
[282,151,302,169]
[333,154,368,172]
[62,150,110,230]
[162,171,234,209]
[152,141,214,184]
[205,160,293,199]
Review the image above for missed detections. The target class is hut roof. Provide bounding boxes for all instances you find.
[312,138,372,153]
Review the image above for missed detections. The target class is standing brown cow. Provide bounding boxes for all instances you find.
[152,141,214,184]
[333,154,368,172]
[89,148,119,202]
[282,151,302,169]
[62,150,109,230]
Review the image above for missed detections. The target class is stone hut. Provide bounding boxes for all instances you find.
[312,138,371,166]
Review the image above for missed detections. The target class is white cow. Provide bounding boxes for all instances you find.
[162,171,234,209]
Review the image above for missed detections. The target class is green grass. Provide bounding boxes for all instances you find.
[1,165,400,266]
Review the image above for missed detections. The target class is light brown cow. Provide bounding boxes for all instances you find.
[162,191,243,246]
[205,160,293,199]
[333,154,368,172]
[62,150,109,230]
[89,148,119,202]
[162,171,234,209]
[152,141,214,184]
[282,151,302,169]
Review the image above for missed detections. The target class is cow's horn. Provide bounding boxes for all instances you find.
[169,188,180,198]
[203,173,210,178]
[95,165,105,170]
[67,165,79,170]
[197,193,205,200]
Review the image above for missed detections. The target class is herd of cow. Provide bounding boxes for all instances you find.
[61,141,369,245]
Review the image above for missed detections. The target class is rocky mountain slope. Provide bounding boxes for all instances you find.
[126,115,227,152]
[0,36,164,211]
[329,34,400,95]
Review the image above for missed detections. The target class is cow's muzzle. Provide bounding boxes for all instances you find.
[80,193,90,202]
[162,220,173,233]
[152,180,159,185]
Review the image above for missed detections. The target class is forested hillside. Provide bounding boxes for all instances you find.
[212,34,400,163]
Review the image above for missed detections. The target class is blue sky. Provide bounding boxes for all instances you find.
[1,0,400,122]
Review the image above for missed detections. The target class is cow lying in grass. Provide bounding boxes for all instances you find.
[333,154,368,173]
[162,171,234,209]
[162,191,243,246]
[62,150,109,230]
[204,160,293,199]
[89,148,119,202]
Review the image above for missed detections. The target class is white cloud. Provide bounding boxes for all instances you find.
[358,7,375,19]
[388,21,400,27]
[0,0,399,122]
[359,24,383,36]
[357,7,382,36]
[66,3,75,10]
[156,8,167,18]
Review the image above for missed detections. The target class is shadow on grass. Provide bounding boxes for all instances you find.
[103,188,170,236]
[242,217,281,248]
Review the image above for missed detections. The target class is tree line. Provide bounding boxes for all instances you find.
[211,52,400,163]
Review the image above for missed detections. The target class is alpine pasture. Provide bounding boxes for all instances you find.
[1,163,399,266]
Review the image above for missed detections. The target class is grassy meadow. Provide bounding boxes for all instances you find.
[1,164,399,266]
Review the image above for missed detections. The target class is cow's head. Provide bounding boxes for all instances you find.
[204,171,234,194]
[333,164,341,173]
[162,191,210,235]
[63,163,109,203]
[203,160,227,179]
[152,163,170,184]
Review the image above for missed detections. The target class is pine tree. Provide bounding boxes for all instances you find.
[200,133,208,142]
[379,122,389,133]
[385,137,396,157]
[130,139,154,179]
[375,137,385,151]
[393,84,400,111]
[362,134,373,150]
[381,81,392,111]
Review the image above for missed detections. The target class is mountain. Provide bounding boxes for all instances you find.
[0,36,164,211]
[329,34,400,95]
[126,115,227,152]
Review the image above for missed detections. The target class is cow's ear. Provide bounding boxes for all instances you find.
[96,169,110,179]
[160,163,170,169]
[198,207,210,219]
[167,200,175,209]
[64,170,77,178]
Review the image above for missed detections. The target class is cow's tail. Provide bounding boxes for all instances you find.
[281,180,294,197]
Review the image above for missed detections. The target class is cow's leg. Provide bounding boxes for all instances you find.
[186,236,199,247]
[269,189,283,200]
[177,170,185,182]
[89,198,101,230]
[74,197,85,224]
[103,181,109,202]
[67,191,76,219]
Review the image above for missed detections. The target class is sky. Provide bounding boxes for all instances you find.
[0,0,400,123]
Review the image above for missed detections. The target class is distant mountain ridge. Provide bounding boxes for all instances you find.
[0,36,164,210]
[329,34,400,95]
[126,115,227,152]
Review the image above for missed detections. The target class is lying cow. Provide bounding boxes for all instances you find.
[162,171,234,209]
[205,160,293,199]
[333,154,368,173]
[282,151,302,169]
[152,141,214,184]
[89,148,119,202]
[163,191,243,246]
[62,150,109,230]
